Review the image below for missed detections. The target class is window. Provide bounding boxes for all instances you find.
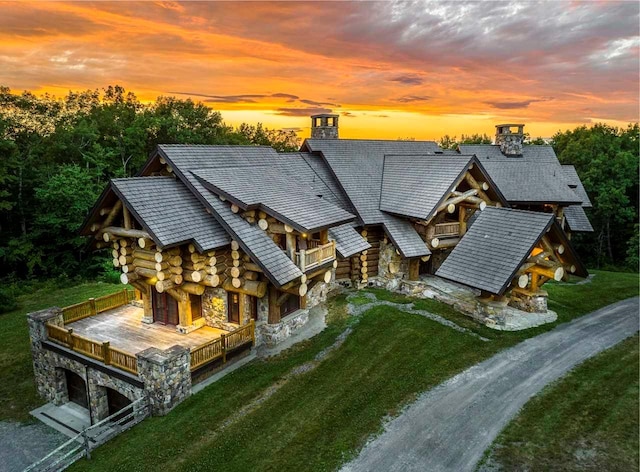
[190,294,202,321]
[280,295,300,318]
[248,296,258,321]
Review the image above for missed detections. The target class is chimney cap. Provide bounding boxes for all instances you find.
[311,113,339,118]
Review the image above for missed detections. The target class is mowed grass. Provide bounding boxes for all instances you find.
[480,334,639,472]
[0,281,126,422]
[70,270,638,472]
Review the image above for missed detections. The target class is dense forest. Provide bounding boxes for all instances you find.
[0,86,637,290]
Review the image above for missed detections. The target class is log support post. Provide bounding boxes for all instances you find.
[408,259,420,281]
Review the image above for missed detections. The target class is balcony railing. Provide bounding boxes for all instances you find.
[296,240,336,272]
[46,323,139,375]
[434,222,461,238]
[190,320,255,371]
[62,289,136,324]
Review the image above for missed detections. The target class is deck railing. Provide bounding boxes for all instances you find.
[434,222,461,237]
[62,289,136,324]
[190,320,255,371]
[296,240,336,272]
[45,323,138,375]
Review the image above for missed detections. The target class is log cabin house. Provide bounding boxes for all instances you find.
[28,115,592,422]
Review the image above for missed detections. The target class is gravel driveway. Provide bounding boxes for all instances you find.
[342,297,639,472]
[0,421,67,472]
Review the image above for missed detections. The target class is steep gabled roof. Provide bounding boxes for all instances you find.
[303,139,441,258]
[459,144,560,163]
[110,177,230,251]
[303,139,441,225]
[480,161,582,205]
[564,205,594,232]
[193,165,355,233]
[436,207,555,295]
[157,145,304,287]
[561,165,592,207]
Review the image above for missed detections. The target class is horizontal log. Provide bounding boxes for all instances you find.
[243,262,262,273]
[118,255,133,266]
[528,265,564,281]
[181,282,205,296]
[183,270,205,283]
[202,274,221,287]
[222,278,268,298]
[132,249,157,262]
[99,206,113,217]
[134,267,157,279]
[230,266,245,278]
[437,190,478,214]
[120,272,138,284]
[155,279,177,293]
[244,271,259,281]
[102,226,150,242]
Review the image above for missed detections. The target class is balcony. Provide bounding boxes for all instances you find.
[434,222,461,238]
[296,240,336,272]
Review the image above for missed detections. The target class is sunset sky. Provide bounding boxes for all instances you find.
[0,1,638,140]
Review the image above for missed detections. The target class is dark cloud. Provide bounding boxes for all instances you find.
[299,99,340,107]
[275,107,333,116]
[485,97,553,109]
[168,92,267,103]
[389,74,424,85]
[341,111,356,117]
[281,127,303,132]
[271,93,299,100]
[393,95,431,103]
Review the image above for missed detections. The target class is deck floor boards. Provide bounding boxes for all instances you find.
[68,305,227,354]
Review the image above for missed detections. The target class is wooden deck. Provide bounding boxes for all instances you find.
[68,305,228,354]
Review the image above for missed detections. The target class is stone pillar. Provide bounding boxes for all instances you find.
[137,345,191,416]
[27,307,64,400]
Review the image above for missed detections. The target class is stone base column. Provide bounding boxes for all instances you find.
[27,307,64,401]
[137,345,191,416]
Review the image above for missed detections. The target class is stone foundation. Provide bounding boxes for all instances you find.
[400,276,557,331]
[508,289,548,313]
[28,307,193,422]
[258,309,310,347]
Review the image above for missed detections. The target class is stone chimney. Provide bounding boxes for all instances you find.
[311,114,339,139]
[495,124,524,156]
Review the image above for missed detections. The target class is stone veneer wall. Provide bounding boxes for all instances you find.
[256,278,333,347]
[375,239,409,290]
[27,307,193,422]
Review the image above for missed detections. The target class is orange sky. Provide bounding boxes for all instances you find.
[0,1,638,140]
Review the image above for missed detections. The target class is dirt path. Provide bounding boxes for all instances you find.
[342,297,639,472]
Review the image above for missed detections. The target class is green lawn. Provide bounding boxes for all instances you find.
[66,270,638,472]
[0,281,126,422]
[479,334,639,472]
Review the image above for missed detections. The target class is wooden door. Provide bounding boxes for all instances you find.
[152,289,179,325]
[107,388,132,423]
[65,370,88,409]
[228,292,240,324]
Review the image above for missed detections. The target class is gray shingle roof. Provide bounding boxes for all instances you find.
[436,207,554,294]
[459,144,560,163]
[382,214,431,258]
[304,139,440,258]
[329,223,371,258]
[304,139,441,225]
[480,161,582,204]
[561,165,592,207]
[193,165,355,233]
[111,177,229,251]
[380,155,474,219]
[564,205,594,232]
[156,145,304,287]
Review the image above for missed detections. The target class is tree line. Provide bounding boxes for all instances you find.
[0,85,298,281]
[0,85,637,286]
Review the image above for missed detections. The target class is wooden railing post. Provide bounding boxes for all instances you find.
[250,319,255,347]
[299,249,306,272]
[122,288,128,305]
[221,334,227,363]
[67,328,74,350]
[89,298,97,316]
[103,342,111,365]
